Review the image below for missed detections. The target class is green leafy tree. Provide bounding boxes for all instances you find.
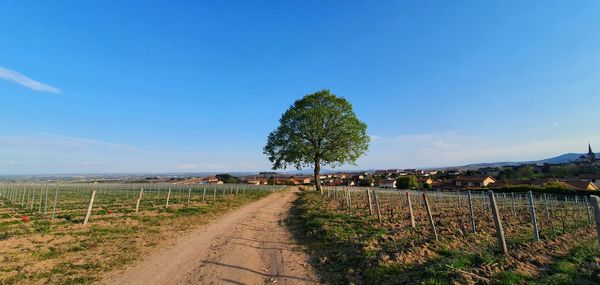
[497,168,515,181]
[396,175,418,189]
[264,90,370,194]
[358,178,374,187]
[515,165,535,179]
[544,181,569,190]
[216,174,239,184]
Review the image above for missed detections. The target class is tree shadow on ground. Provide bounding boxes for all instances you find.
[285,190,442,285]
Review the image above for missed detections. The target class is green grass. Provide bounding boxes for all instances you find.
[494,271,529,285]
[32,247,62,260]
[533,241,600,285]
[289,192,385,284]
[32,220,52,235]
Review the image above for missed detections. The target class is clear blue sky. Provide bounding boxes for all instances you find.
[1,1,599,174]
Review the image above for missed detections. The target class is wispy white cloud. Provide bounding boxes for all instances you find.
[359,132,600,169]
[0,66,61,94]
[0,133,139,152]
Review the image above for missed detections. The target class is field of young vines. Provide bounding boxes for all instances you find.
[0,183,283,284]
[292,187,600,284]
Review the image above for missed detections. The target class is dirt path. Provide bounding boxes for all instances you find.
[102,189,318,285]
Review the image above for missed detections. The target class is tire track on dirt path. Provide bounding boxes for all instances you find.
[101,188,318,285]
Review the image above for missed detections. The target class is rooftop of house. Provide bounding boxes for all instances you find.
[555,181,598,190]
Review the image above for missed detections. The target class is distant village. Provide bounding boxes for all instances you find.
[13,144,598,192]
[150,144,600,192]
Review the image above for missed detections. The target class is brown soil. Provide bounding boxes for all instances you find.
[101,189,318,285]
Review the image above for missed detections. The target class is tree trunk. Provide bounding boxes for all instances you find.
[314,161,323,195]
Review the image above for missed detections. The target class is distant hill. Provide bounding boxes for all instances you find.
[460,153,583,169]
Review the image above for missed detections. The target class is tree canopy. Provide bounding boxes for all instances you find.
[264,90,369,193]
[396,176,418,189]
[215,173,239,184]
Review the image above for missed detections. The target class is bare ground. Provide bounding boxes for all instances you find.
[101,189,318,285]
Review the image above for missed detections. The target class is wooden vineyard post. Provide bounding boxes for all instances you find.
[165,188,172,208]
[589,195,600,245]
[20,187,25,207]
[83,190,97,225]
[135,188,144,213]
[488,190,508,254]
[343,189,348,209]
[483,192,490,212]
[213,187,217,200]
[44,186,49,215]
[22,186,27,207]
[422,193,438,241]
[559,196,566,234]
[51,186,59,222]
[586,196,593,225]
[527,191,540,241]
[187,188,192,205]
[407,192,415,228]
[576,196,582,222]
[543,194,550,220]
[333,187,345,208]
[26,187,31,207]
[202,187,207,202]
[31,188,35,211]
[467,190,476,233]
[367,189,373,215]
[511,192,516,217]
[38,186,43,213]
[347,189,352,210]
[456,191,465,235]
[373,189,382,224]
[434,190,440,213]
